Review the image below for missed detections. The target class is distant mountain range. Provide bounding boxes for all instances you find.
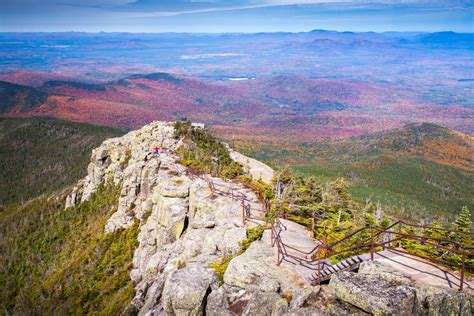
[0,70,472,142]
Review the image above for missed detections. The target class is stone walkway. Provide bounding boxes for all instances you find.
[195,168,473,292]
[364,249,474,291]
[269,219,473,291]
[207,176,266,227]
[228,149,274,184]
[273,219,323,281]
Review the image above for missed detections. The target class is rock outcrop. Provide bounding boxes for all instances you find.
[67,121,473,316]
[330,261,473,316]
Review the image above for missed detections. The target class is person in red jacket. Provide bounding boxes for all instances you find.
[153,146,160,158]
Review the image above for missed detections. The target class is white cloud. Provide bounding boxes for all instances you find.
[128,0,470,18]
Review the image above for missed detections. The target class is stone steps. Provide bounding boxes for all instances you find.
[307,255,365,284]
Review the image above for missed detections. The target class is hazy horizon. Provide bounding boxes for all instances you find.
[0,29,472,34]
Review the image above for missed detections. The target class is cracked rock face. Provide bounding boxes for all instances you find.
[162,264,219,315]
[66,121,279,314]
[66,121,474,316]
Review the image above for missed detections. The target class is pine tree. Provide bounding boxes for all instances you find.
[450,206,473,251]
[454,206,472,232]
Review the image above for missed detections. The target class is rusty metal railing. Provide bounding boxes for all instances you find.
[270,218,326,270]
[270,218,473,290]
[323,222,473,290]
[184,168,264,225]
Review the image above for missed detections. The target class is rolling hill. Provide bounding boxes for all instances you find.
[235,123,474,222]
[1,71,472,142]
[0,81,49,113]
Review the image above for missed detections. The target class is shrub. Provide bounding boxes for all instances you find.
[209,255,234,283]
[174,120,243,179]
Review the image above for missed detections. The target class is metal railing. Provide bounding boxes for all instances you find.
[270,218,474,290]
[185,168,265,225]
[270,218,325,268]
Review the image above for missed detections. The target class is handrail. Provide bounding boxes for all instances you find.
[372,227,470,253]
[185,166,472,290]
[271,216,473,290]
[398,220,474,235]
[325,223,471,255]
[374,239,474,269]
[325,225,369,249]
[271,218,324,267]
[324,224,473,290]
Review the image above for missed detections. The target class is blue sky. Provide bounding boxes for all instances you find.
[0,0,472,33]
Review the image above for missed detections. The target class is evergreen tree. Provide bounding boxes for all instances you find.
[454,206,472,232]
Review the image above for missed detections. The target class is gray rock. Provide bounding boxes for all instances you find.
[414,284,473,316]
[242,292,282,316]
[290,286,321,310]
[358,261,412,284]
[325,299,369,316]
[329,271,416,316]
[191,220,216,229]
[138,279,165,316]
[223,228,247,255]
[224,241,281,292]
[162,264,219,315]
[272,298,289,316]
[206,285,249,316]
[358,261,474,316]
[284,307,328,316]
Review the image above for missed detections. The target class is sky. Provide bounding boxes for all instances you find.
[0,0,473,33]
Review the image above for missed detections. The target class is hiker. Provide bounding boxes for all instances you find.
[153,146,160,158]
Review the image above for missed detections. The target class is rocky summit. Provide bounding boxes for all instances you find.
[66,121,473,315]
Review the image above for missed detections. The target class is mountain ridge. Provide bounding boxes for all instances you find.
[1,71,472,140]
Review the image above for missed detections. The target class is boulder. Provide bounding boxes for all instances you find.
[357,261,474,316]
[138,279,166,316]
[414,284,473,316]
[223,227,247,255]
[329,270,416,316]
[283,308,328,316]
[162,264,219,315]
[290,286,320,310]
[191,220,216,229]
[224,241,281,292]
[241,292,282,316]
[206,284,254,316]
[272,298,289,316]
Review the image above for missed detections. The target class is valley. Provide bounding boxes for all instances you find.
[2,2,473,315]
[0,30,472,223]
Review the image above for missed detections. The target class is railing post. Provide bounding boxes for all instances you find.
[322,227,328,258]
[398,222,402,248]
[276,243,280,265]
[460,252,465,291]
[241,200,246,225]
[271,221,274,246]
[370,225,374,261]
[317,248,321,285]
